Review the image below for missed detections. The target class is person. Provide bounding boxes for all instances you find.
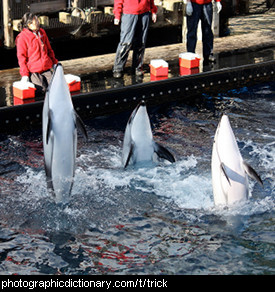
[186,0,222,64]
[16,13,58,94]
[113,0,158,78]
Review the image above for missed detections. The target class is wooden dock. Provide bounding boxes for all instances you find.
[0,30,274,87]
[0,21,274,133]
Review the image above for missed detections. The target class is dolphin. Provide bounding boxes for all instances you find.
[122,101,175,168]
[211,114,263,206]
[42,63,87,202]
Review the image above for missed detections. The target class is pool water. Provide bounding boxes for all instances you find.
[0,82,274,275]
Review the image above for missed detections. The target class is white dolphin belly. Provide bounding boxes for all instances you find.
[42,64,87,203]
[211,114,263,206]
[122,101,175,168]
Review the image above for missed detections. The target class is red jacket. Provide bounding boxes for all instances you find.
[114,0,157,20]
[16,28,58,77]
[191,0,220,4]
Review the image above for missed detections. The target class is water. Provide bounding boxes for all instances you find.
[0,82,274,275]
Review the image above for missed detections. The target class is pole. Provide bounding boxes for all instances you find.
[3,0,15,48]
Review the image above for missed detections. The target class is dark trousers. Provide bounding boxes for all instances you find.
[187,2,213,59]
[30,69,53,95]
[113,12,150,73]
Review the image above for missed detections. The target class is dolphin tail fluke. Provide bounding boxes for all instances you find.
[243,161,263,186]
[74,110,88,141]
[154,142,175,163]
[124,143,134,169]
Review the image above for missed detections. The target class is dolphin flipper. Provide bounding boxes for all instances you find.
[124,143,134,169]
[45,109,53,184]
[154,142,175,163]
[74,110,88,140]
[243,161,263,186]
[220,162,231,186]
[44,135,54,193]
[46,110,53,145]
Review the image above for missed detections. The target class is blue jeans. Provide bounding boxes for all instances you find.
[113,12,150,72]
[187,2,214,59]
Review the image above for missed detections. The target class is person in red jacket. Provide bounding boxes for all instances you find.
[16,13,58,94]
[186,0,222,65]
[113,0,157,78]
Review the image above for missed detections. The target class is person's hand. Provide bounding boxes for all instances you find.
[216,2,222,14]
[152,13,157,23]
[186,2,193,16]
[114,18,120,25]
[21,76,29,83]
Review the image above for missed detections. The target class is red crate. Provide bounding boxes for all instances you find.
[68,81,81,92]
[150,75,168,81]
[65,74,81,92]
[150,59,169,77]
[13,96,35,105]
[179,53,200,68]
[150,66,168,77]
[13,81,36,99]
[180,67,200,76]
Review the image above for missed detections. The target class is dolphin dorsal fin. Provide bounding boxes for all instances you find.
[153,142,175,163]
[243,161,263,186]
[74,110,88,141]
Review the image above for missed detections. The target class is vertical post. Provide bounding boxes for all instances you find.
[212,2,220,38]
[182,0,187,44]
[3,0,15,48]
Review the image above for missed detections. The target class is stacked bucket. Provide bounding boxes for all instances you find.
[149,53,200,81]
[12,81,36,105]
[179,52,200,76]
[150,59,169,81]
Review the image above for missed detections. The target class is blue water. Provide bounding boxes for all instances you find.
[0,82,274,275]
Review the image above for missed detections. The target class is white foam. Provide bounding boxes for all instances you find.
[14,139,274,224]
[241,139,275,190]
[77,152,213,210]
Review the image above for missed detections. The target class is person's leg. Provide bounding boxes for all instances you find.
[113,14,138,76]
[30,70,53,95]
[186,3,202,53]
[201,2,214,62]
[30,73,45,95]
[132,12,150,74]
[42,70,53,89]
